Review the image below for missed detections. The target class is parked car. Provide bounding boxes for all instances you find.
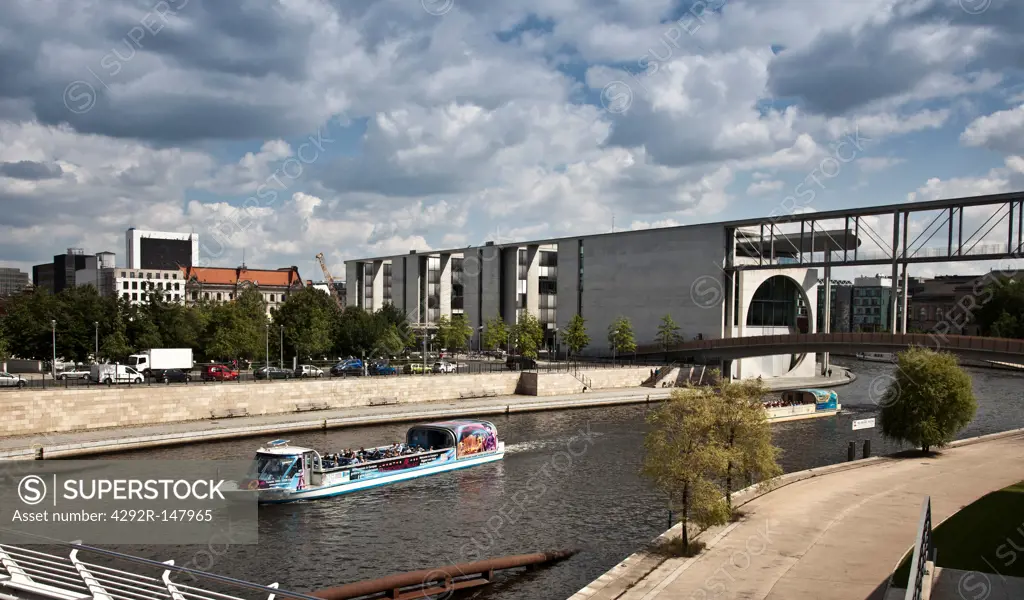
[150,368,192,384]
[0,372,27,388]
[202,364,239,381]
[57,368,91,380]
[406,362,429,374]
[330,359,364,377]
[255,366,293,380]
[506,356,538,370]
[295,364,324,378]
[432,360,457,374]
[370,362,397,376]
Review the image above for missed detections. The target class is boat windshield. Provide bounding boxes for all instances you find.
[407,428,455,451]
[251,454,299,481]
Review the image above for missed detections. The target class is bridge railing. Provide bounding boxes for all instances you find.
[903,496,935,600]
[634,333,1024,357]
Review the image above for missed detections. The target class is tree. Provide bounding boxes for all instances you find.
[0,320,8,359]
[334,307,378,358]
[642,389,731,552]
[273,287,338,362]
[656,314,682,351]
[704,374,782,512]
[374,324,407,357]
[482,316,509,353]
[608,316,637,362]
[562,314,590,362]
[513,313,545,359]
[975,276,1024,338]
[879,347,977,452]
[448,315,472,353]
[204,288,267,361]
[435,315,453,350]
[1,288,60,360]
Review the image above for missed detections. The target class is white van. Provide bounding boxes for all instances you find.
[90,364,144,385]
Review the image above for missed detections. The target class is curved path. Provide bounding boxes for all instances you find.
[572,429,1024,600]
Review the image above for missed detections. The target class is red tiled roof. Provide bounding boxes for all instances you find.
[180,266,303,288]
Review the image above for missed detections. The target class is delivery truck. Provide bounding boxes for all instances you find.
[90,364,144,385]
[127,348,194,376]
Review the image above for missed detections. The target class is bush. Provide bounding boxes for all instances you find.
[879,347,977,452]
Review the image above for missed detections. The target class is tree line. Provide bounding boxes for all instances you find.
[0,284,671,364]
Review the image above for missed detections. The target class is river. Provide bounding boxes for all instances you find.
[100,360,1024,600]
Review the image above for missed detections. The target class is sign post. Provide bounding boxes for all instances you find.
[852,417,876,431]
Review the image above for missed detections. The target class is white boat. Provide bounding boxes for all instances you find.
[243,420,505,504]
[856,352,896,363]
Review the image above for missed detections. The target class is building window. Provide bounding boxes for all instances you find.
[132,293,138,300]
[163,273,168,279]
[192,292,198,301]
[229,293,234,300]
[204,292,210,300]
[131,281,137,290]
[123,292,129,299]
[175,283,180,290]
[217,293,222,301]
[270,294,275,302]
[122,282,129,290]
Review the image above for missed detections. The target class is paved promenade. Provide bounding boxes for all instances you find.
[571,430,1024,600]
[0,369,849,459]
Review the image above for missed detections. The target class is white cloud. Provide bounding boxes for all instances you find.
[961,104,1024,154]
[858,156,906,173]
[746,179,785,196]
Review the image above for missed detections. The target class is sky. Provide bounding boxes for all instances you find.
[1,0,1023,282]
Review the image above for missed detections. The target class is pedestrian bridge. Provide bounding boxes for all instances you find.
[636,333,1024,363]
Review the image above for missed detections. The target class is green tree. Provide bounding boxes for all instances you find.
[656,314,682,351]
[100,306,133,363]
[374,324,407,357]
[482,316,509,353]
[334,307,379,358]
[642,389,731,552]
[274,287,339,362]
[435,315,453,350]
[562,314,590,363]
[204,288,267,362]
[704,374,782,512]
[879,347,977,452]
[513,313,545,359]
[975,276,1024,338]
[1,288,59,360]
[0,319,9,359]
[448,314,472,353]
[608,316,637,362]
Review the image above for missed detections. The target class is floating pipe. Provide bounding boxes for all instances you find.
[311,550,577,600]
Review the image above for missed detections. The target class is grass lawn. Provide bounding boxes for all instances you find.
[892,480,1024,587]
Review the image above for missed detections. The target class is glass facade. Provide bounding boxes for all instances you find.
[747,276,802,327]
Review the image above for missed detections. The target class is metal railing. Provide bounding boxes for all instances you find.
[904,496,934,600]
[0,542,314,600]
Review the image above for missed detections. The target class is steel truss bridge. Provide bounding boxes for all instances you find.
[720,191,1024,336]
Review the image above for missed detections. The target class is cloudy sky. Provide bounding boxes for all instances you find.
[1,0,1022,281]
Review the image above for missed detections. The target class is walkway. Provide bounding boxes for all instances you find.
[0,370,849,460]
[571,430,1024,600]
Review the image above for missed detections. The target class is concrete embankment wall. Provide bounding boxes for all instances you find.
[0,368,651,438]
[517,368,650,396]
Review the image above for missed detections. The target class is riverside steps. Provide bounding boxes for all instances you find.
[569,429,1024,600]
[0,367,850,459]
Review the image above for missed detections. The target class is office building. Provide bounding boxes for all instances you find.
[907,274,989,336]
[126,229,199,270]
[0,268,30,297]
[32,249,96,294]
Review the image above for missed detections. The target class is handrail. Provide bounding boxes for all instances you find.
[904,496,933,600]
[0,542,317,600]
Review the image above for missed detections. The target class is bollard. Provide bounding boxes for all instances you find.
[848,441,856,462]
[34,447,43,460]
[863,439,871,459]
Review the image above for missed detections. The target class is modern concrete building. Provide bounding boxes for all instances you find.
[181,266,304,316]
[32,248,97,294]
[344,223,841,379]
[110,267,187,305]
[0,268,30,297]
[126,228,199,270]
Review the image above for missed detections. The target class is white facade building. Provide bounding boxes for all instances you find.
[126,229,199,270]
[343,222,845,380]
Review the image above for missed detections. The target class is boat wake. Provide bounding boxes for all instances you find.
[503,431,605,455]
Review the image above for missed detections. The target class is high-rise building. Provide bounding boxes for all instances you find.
[816,280,853,333]
[126,229,199,270]
[32,249,97,294]
[0,268,30,297]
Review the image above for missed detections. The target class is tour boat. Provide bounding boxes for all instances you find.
[243,420,505,504]
[776,388,842,415]
[855,352,896,363]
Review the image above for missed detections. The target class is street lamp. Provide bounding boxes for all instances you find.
[264,322,269,373]
[94,322,99,361]
[50,320,56,379]
[279,325,284,368]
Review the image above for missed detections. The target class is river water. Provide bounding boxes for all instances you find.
[103,360,1024,600]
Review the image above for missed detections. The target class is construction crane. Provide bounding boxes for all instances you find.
[315,252,345,311]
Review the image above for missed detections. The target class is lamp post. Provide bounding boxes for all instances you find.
[50,320,56,379]
[265,322,269,373]
[279,325,284,368]
[94,322,99,361]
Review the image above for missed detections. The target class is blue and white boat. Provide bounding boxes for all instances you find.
[244,420,505,504]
